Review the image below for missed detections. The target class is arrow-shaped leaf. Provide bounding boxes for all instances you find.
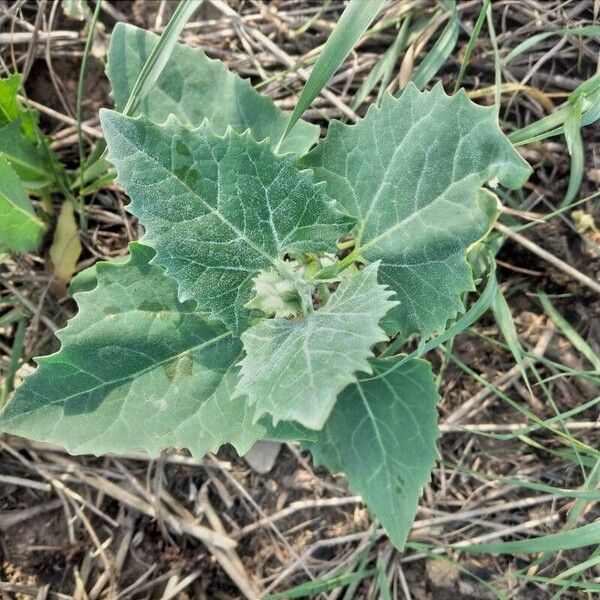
[305,358,439,550]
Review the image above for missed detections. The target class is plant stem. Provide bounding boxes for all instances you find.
[76,0,102,172]
[310,247,362,281]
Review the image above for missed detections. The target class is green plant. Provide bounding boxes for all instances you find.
[0,73,60,253]
[0,21,531,550]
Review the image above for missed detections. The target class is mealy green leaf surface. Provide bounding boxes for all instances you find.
[119,1,204,118]
[107,22,318,155]
[100,111,352,332]
[0,156,45,253]
[305,358,439,550]
[300,84,531,340]
[0,243,264,456]
[235,263,397,429]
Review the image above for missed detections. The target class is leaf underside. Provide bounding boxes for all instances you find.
[100,111,353,332]
[236,262,397,430]
[0,243,264,457]
[300,84,532,341]
[304,358,440,550]
[106,22,319,155]
[0,156,45,253]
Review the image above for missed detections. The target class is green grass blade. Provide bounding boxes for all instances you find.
[503,26,600,65]
[342,539,376,600]
[76,0,102,169]
[530,575,600,593]
[122,0,204,117]
[453,0,491,93]
[376,262,498,369]
[539,293,600,371]
[491,395,600,441]
[448,461,600,500]
[278,0,386,148]
[409,3,458,90]
[486,1,501,111]
[492,287,529,385]
[549,552,600,584]
[462,520,600,554]
[509,74,600,144]
[376,13,411,104]
[375,559,392,600]
[266,570,375,598]
[449,354,598,456]
[562,100,584,207]
[568,459,600,521]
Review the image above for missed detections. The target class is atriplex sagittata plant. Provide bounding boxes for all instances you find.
[0,21,531,549]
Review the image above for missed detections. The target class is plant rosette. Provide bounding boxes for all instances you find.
[0,23,531,550]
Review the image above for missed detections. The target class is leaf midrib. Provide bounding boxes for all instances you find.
[356,167,501,255]
[118,121,278,265]
[0,191,43,226]
[0,150,52,181]
[7,330,233,417]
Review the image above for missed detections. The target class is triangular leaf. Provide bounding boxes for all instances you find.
[305,358,439,550]
[300,84,531,340]
[100,111,353,332]
[107,22,319,156]
[0,156,45,253]
[0,243,264,457]
[235,263,397,429]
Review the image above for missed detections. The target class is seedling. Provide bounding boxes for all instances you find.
[0,23,531,550]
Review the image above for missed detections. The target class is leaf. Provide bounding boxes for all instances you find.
[244,266,307,318]
[0,243,264,456]
[0,74,60,193]
[0,156,45,253]
[49,202,82,284]
[235,263,397,430]
[300,84,531,340]
[0,120,56,190]
[107,22,318,156]
[69,253,129,295]
[100,111,353,332]
[0,74,37,141]
[305,358,439,550]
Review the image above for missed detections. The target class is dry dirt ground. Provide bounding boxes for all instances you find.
[0,1,599,598]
